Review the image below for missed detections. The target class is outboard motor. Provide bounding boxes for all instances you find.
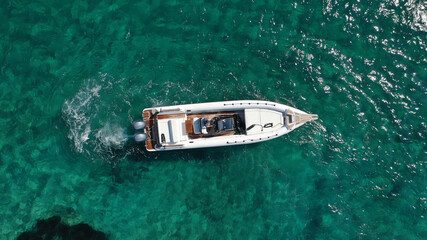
[133,120,146,130]
[134,133,147,143]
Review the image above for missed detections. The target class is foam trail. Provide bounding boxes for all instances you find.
[124,134,136,139]
[62,75,132,162]
[62,79,102,153]
[94,123,128,151]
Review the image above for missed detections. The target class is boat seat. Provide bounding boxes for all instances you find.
[168,120,178,143]
[193,118,201,134]
[157,118,187,144]
[217,119,224,130]
[217,118,233,131]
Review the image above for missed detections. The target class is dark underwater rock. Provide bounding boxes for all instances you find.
[17,216,107,240]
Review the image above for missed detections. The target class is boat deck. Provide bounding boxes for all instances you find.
[287,109,318,130]
[142,110,245,150]
[186,112,239,139]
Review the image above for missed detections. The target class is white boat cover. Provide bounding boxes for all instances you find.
[244,109,284,135]
[158,118,187,143]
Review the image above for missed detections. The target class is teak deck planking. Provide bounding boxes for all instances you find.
[142,110,239,148]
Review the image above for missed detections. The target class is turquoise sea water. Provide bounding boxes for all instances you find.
[1,0,426,239]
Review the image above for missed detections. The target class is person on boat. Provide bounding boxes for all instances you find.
[201,118,211,134]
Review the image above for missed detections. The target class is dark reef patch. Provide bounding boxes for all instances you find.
[17,216,107,240]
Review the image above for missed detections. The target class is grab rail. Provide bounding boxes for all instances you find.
[223,102,276,107]
[226,133,280,144]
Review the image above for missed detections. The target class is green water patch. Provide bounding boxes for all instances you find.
[1,0,426,239]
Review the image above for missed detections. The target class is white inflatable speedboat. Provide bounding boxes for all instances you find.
[133,100,318,151]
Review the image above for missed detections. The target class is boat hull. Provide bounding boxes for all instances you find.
[139,100,317,151]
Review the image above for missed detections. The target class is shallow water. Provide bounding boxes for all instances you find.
[1,0,426,239]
